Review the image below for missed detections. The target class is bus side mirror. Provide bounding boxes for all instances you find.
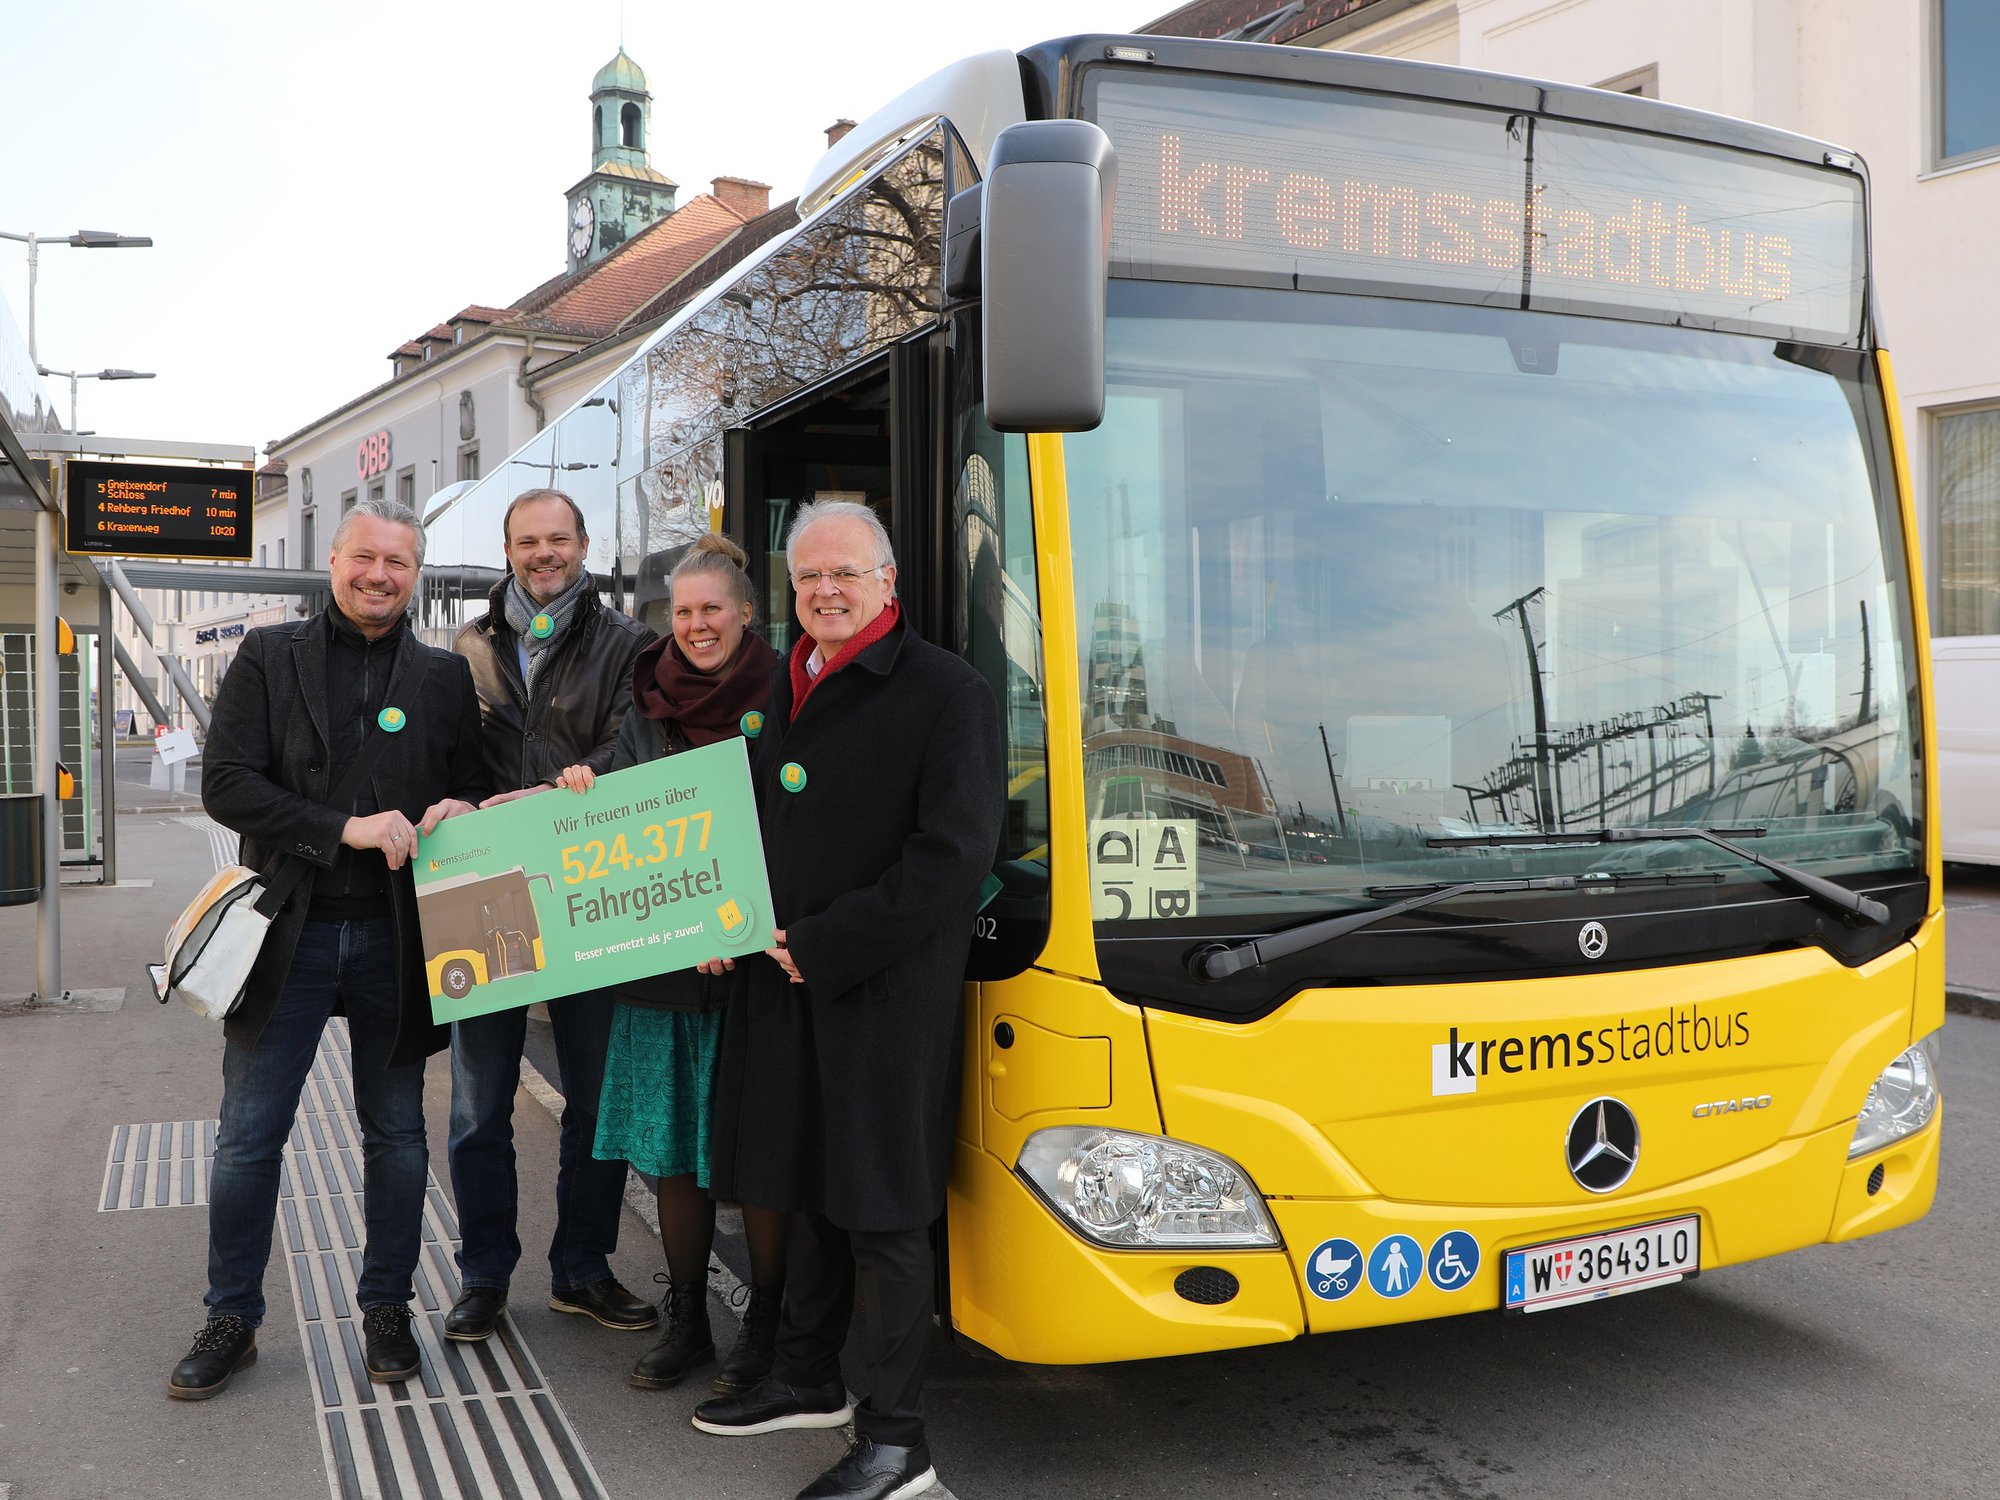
[977,120,1116,434]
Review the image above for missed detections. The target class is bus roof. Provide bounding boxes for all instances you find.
[800,33,1865,230]
[1016,34,1862,175]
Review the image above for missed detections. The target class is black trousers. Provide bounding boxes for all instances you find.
[771,1211,933,1446]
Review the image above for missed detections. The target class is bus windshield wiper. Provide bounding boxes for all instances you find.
[1188,875,1583,981]
[1427,825,1891,927]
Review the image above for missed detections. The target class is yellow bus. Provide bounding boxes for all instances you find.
[423,34,1940,1362]
[418,866,549,1003]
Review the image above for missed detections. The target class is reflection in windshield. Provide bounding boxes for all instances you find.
[1067,283,1920,922]
[416,131,948,635]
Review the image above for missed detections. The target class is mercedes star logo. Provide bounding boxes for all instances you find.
[1578,920,1609,960]
[1566,1097,1640,1193]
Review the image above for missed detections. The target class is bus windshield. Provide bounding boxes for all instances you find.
[1066,279,1921,929]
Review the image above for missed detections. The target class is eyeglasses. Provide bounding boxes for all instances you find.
[790,566,883,591]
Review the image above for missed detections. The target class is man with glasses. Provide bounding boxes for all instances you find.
[693,499,1004,1500]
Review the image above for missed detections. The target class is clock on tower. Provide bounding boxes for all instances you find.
[570,196,596,263]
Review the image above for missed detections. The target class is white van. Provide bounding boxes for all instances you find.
[1933,635,2000,864]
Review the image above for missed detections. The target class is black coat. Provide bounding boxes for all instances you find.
[709,621,1004,1232]
[202,616,488,1066]
[453,580,654,793]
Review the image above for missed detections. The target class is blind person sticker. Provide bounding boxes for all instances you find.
[413,738,774,1023]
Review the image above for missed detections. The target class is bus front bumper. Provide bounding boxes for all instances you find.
[946,1109,1938,1362]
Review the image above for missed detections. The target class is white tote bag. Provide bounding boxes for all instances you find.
[158,864,274,1021]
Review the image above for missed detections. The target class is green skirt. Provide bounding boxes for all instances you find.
[593,1003,723,1186]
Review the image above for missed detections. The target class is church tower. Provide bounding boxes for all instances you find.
[564,50,679,273]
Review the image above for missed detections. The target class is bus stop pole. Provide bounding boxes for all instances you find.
[98,578,118,885]
[35,506,62,1000]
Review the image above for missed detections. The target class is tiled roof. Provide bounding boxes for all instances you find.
[281,188,771,451]
[1138,0,1386,43]
[511,194,749,339]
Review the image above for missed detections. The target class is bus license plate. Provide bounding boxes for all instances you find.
[1503,1215,1699,1314]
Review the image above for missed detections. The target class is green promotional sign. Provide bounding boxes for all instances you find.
[413,738,772,1023]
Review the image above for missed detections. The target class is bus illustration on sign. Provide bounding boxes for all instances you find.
[419,866,551,1001]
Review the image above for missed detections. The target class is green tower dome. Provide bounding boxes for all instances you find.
[593,49,647,96]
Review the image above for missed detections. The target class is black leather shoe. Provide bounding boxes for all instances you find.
[691,1376,853,1436]
[166,1315,257,1400]
[628,1280,714,1390]
[362,1303,420,1383]
[797,1437,937,1500]
[549,1277,658,1330]
[444,1287,506,1342]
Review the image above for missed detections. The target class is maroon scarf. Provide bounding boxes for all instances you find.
[788,599,901,723]
[631,630,777,747]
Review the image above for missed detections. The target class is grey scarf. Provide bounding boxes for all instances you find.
[503,571,591,697]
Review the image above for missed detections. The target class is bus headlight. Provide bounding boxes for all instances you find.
[1015,1127,1281,1249]
[1848,1033,1941,1160]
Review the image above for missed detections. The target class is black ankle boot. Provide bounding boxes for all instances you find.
[628,1279,714,1391]
[712,1283,782,1395]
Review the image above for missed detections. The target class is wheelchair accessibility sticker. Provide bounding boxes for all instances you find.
[1427,1231,1480,1292]
[1305,1237,1363,1301]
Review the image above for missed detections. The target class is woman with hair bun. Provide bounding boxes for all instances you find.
[556,532,787,1393]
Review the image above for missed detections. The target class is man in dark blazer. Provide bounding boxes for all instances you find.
[167,497,487,1400]
[694,500,1004,1500]
[444,488,657,1342]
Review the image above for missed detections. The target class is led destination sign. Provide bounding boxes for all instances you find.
[64,459,254,561]
[1096,77,1865,345]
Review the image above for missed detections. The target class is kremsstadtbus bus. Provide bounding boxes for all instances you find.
[419,33,1942,1361]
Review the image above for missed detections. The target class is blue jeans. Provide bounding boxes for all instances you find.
[447,987,626,1292]
[205,918,426,1325]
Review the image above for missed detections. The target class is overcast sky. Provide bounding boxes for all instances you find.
[1,0,1154,456]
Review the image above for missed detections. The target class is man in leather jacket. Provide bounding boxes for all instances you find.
[443,488,656,1341]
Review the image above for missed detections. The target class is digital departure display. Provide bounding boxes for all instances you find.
[64,459,254,561]
[1093,75,1865,346]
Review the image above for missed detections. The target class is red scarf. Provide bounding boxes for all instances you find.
[788,600,900,723]
[631,630,777,748]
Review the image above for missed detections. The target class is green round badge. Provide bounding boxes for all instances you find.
[780,762,807,793]
[377,707,406,733]
[530,613,555,639]
[740,710,764,739]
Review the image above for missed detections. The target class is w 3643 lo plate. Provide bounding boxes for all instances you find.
[1503,1214,1699,1313]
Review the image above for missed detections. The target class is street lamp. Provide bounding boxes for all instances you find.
[36,365,156,434]
[0,228,153,365]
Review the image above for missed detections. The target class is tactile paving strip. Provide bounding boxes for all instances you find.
[100,1119,216,1210]
[288,1022,607,1500]
[106,1020,608,1500]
